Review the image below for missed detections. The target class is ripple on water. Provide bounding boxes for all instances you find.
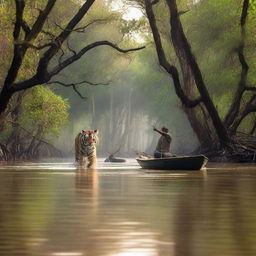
[0,160,256,256]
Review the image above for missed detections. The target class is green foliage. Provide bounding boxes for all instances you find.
[21,86,70,137]
[123,0,256,143]
[0,2,13,84]
[120,17,148,40]
[181,0,256,129]
[250,0,256,10]
[0,0,72,148]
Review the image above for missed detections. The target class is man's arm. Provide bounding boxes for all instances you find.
[153,126,170,137]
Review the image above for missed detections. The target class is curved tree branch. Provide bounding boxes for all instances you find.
[229,94,256,134]
[4,0,25,88]
[16,41,54,50]
[71,85,87,100]
[144,0,202,108]
[224,0,249,128]
[66,38,77,56]
[0,0,57,114]
[46,80,109,87]
[21,20,31,37]
[0,0,144,114]
[0,0,96,110]
[245,86,256,91]
[37,0,96,76]
[144,0,231,145]
[54,17,113,33]
[49,41,145,76]
[25,0,57,41]
[13,0,25,41]
[10,43,144,93]
[165,0,231,145]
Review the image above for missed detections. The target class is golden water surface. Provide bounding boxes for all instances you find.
[0,159,256,256]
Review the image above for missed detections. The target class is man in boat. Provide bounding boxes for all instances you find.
[153,126,173,158]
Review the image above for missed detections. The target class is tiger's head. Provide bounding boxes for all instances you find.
[81,129,98,145]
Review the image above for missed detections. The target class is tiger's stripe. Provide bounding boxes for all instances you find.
[75,130,99,168]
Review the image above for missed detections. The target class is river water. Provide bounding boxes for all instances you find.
[0,159,256,256]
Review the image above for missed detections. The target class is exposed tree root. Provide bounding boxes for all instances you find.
[196,133,256,163]
[0,139,62,161]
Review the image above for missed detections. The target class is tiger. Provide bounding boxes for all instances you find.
[75,129,99,168]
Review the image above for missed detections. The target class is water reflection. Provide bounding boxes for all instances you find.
[75,168,98,198]
[73,167,164,256]
[0,162,256,256]
[173,169,256,256]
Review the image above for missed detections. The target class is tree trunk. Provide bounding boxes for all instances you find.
[0,88,13,123]
[166,0,230,146]
[25,126,43,159]
[224,0,250,129]
[144,0,231,149]
[250,119,256,135]
[173,29,215,147]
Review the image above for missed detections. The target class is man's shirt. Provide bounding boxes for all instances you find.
[155,133,172,153]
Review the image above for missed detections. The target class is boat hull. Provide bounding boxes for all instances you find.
[136,155,208,170]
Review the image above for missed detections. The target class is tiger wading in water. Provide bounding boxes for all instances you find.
[75,130,99,168]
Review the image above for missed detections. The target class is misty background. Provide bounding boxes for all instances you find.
[51,1,199,157]
[54,47,199,157]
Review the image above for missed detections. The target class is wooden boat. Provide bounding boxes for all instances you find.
[136,155,208,170]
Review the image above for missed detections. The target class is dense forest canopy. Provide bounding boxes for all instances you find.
[0,0,256,161]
